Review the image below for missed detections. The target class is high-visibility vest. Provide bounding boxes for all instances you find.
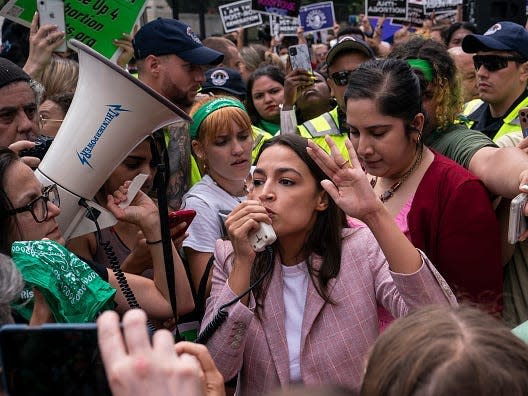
[462,96,528,142]
[297,107,350,159]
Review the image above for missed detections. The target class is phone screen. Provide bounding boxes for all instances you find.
[0,324,111,396]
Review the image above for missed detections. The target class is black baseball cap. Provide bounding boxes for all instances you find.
[132,18,224,65]
[202,67,246,98]
[326,35,375,67]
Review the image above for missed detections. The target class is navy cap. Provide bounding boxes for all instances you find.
[202,67,246,98]
[462,21,528,60]
[132,18,224,65]
[326,36,375,67]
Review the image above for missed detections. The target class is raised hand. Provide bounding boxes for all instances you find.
[306,136,384,222]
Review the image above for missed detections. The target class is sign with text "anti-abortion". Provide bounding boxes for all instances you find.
[219,0,263,33]
[366,0,407,19]
[0,0,146,60]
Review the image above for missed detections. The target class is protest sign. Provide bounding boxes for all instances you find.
[299,1,334,33]
[252,0,300,18]
[219,0,262,32]
[408,0,425,26]
[425,0,461,21]
[270,14,299,37]
[366,0,407,19]
[0,0,146,60]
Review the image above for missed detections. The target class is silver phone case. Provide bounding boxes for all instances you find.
[508,193,528,244]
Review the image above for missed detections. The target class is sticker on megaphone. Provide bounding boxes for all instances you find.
[118,173,149,209]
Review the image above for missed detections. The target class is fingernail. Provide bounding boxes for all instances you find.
[521,184,528,191]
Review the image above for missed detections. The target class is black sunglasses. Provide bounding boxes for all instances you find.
[331,70,353,86]
[473,54,526,72]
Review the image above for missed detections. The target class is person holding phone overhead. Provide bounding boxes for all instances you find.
[202,133,456,395]
[181,96,254,310]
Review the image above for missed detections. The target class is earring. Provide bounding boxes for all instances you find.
[414,131,422,145]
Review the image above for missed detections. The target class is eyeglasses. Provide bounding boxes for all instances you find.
[331,70,354,86]
[7,184,60,223]
[473,55,526,72]
[39,114,63,129]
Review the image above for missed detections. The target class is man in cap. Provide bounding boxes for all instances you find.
[132,18,223,209]
[461,21,528,143]
[289,36,374,156]
[0,57,40,147]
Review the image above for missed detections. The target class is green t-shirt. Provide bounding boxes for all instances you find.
[424,124,498,169]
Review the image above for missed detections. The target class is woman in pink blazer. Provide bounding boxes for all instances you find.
[202,134,457,395]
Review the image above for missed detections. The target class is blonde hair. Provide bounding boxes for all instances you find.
[41,55,79,98]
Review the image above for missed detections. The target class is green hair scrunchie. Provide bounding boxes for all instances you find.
[190,97,246,140]
[407,58,434,82]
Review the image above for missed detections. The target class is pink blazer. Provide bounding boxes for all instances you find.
[202,228,457,395]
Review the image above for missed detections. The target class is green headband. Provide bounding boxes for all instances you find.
[407,58,434,82]
[190,98,247,140]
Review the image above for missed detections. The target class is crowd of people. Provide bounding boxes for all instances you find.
[1,7,528,395]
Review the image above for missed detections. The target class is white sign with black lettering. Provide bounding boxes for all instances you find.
[219,0,263,33]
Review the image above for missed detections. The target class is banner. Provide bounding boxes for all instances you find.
[0,0,146,60]
[366,0,407,19]
[299,1,334,33]
[219,0,262,33]
[252,0,300,18]
[408,0,425,26]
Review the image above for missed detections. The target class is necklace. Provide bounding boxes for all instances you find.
[210,176,246,203]
[370,145,424,203]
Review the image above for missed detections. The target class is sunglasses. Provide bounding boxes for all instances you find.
[331,70,353,86]
[473,54,526,72]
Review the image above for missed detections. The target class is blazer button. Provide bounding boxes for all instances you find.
[231,340,240,349]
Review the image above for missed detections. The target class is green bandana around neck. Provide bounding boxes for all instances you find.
[11,240,116,323]
[190,97,246,140]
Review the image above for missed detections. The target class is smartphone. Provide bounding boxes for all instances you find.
[0,323,111,395]
[519,107,528,138]
[169,209,196,237]
[508,193,528,244]
[37,0,67,52]
[288,44,313,73]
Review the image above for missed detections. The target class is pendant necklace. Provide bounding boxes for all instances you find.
[370,145,424,203]
[211,177,246,203]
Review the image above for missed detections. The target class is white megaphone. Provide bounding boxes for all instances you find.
[35,39,191,241]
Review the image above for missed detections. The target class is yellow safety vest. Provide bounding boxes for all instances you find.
[462,96,528,142]
[189,126,272,186]
[297,107,350,159]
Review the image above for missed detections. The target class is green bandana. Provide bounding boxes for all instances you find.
[407,58,434,82]
[190,97,246,140]
[11,240,116,323]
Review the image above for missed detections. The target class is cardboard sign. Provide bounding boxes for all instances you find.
[219,0,262,33]
[252,0,300,18]
[299,1,334,33]
[366,0,407,19]
[0,0,146,60]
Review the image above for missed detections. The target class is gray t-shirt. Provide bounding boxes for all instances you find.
[181,175,246,253]
[424,124,497,169]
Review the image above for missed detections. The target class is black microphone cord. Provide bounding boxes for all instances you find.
[195,245,274,345]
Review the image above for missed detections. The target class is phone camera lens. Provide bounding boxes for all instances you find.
[290,48,297,56]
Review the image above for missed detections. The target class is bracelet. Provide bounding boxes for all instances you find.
[146,239,162,245]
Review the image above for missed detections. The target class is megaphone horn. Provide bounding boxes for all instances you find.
[35,39,191,240]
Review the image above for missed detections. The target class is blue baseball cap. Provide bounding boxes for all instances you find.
[202,67,246,98]
[462,21,528,60]
[133,18,224,65]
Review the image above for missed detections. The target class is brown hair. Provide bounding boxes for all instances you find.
[361,305,528,396]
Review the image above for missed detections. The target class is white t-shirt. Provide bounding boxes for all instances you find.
[181,175,246,253]
[282,261,309,382]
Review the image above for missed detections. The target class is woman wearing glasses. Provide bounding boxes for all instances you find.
[0,146,194,322]
[344,58,502,321]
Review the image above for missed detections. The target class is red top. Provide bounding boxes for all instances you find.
[408,152,503,313]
